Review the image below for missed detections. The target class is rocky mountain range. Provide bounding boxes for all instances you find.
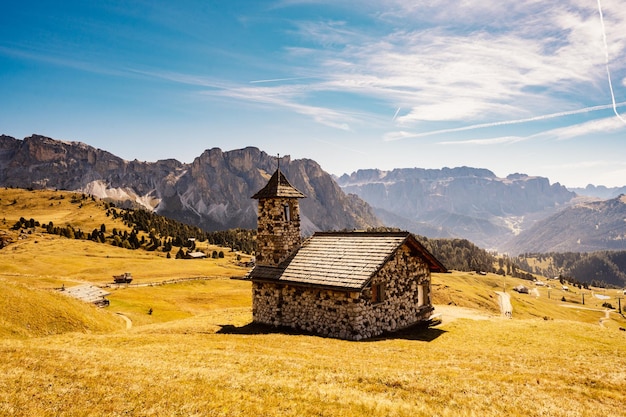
[0,135,380,234]
[336,168,577,251]
[2,134,625,255]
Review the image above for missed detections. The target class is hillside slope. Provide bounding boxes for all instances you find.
[0,188,251,286]
[0,280,123,338]
[505,195,626,254]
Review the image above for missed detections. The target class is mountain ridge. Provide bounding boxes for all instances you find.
[0,134,381,234]
[336,167,576,250]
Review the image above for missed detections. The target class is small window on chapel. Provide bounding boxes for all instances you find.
[283,204,291,222]
[371,282,385,304]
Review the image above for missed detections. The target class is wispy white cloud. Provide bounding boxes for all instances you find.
[542,115,626,141]
[438,136,526,146]
[128,68,228,89]
[270,0,626,131]
[596,0,626,123]
[40,0,621,136]
[113,0,626,135]
[202,83,354,130]
[435,115,625,147]
[0,45,128,78]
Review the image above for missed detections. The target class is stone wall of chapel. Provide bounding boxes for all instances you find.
[252,283,362,339]
[256,198,301,266]
[251,243,433,340]
[359,244,433,338]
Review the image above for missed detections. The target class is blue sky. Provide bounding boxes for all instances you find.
[1,0,625,187]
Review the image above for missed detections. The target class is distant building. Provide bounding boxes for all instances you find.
[513,285,529,294]
[62,284,110,307]
[247,168,447,340]
[186,251,207,259]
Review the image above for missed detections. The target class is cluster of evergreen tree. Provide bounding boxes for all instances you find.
[419,236,497,273]
[516,251,626,288]
[204,229,256,254]
[106,205,255,254]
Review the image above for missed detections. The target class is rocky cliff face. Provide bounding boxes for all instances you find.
[0,135,381,233]
[336,167,576,250]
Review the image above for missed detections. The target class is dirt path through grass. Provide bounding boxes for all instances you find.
[115,313,132,329]
[495,291,512,318]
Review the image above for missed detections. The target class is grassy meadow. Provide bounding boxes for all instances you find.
[1,188,626,416]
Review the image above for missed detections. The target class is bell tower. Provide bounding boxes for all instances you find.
[252,161,305,267]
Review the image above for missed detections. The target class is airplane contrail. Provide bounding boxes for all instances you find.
[596,0,626,124]
[384,101,626,141]
[392,107,401,121]
[249,76,317,84]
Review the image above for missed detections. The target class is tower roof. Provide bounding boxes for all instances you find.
[252,169,306,199]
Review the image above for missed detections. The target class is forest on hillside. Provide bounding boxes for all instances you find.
[515,251,626,288]
[9,194,255,258]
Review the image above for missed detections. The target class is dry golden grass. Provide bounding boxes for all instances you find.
[1,233,247,287]
[433,271,626,326]
[0,279,124,338]
[2,268,625,416]
[2,188,626,416]
[107,279,252,327]
[1,188,128,233]
[1,308,625,417]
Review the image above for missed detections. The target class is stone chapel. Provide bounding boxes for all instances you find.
[247,167,447,340]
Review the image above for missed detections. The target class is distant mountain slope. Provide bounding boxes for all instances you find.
[568,184,626,199]
[336,168,575,250]
[0,135,381,234]
[504,195,626,254]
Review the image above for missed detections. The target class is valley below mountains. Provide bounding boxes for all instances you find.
[2,134,626,255]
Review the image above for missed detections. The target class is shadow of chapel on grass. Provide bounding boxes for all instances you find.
[217,322,447,342]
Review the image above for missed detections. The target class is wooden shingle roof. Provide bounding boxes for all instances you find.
[249,231,447,291]
[251,169,305,199]
[62,284,110,304]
